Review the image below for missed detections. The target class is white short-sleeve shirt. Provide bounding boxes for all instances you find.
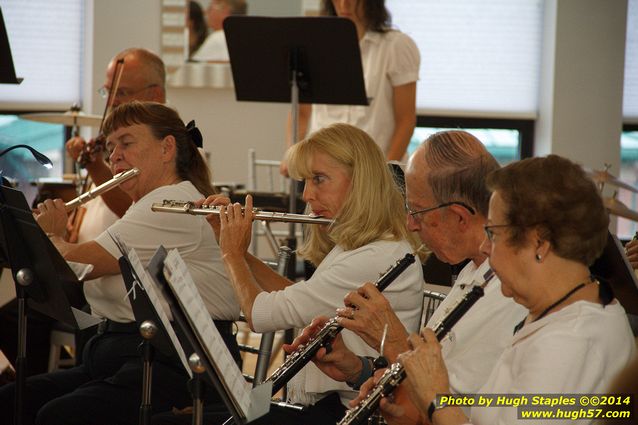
[91,181,239,322]
[470,300,635,425]
[427,260,527,405]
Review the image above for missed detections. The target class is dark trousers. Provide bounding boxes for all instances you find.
[0,299,54,378]
[151,392,347,425]
[0,321,241,425]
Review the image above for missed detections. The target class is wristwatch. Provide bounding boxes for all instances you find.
[427,396,448,422]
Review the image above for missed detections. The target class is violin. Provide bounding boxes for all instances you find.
[67,58,125,242]
[77,58,124,168]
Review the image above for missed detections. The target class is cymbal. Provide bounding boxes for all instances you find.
[588,169,638,193]
[604,197,638,222]
[20,111,102,128]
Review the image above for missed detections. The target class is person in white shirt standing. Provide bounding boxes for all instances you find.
[281,0,420,177]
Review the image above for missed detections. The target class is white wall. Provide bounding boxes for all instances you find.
[84,0,162,117]
[535,0,627,172]
[168,87,288,184]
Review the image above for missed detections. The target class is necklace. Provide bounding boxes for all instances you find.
[533,280,590,323]
[514,277,593,334]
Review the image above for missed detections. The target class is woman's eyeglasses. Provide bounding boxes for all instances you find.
[483,224,514,242]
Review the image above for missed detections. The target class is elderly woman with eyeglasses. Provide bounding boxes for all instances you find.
[389,155,636,425]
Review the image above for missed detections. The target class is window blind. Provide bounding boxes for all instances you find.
[387,0,543,118]
[0,0,83,110]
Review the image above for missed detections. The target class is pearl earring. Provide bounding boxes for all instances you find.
[535,254,542,262]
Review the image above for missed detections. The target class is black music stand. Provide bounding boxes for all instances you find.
[590,231,638,315]
[224,16,367,277]
[117,246,194,425]
[147,248,270,425]
[0,184,96,425]
[0,8,22,84]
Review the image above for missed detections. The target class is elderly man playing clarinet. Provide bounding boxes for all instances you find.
[389,155,635,425]
[288,131,526,423]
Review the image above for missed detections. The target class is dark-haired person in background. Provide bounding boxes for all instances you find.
[192,0,247,62]
[281,0,420,177]
[188,1,208,58]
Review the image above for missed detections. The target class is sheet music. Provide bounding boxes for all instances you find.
[127,248,192,377]
[163,249,252,415]
[66,261,93,281]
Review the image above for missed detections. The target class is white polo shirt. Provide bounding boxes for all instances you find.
[427,259,527,410]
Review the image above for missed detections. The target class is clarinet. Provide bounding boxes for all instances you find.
[338,269,496,425]
[264,252,417,395]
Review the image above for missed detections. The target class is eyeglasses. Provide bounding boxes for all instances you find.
[483,224,514,242]
[406,201,476,220]
[97,84,158,99]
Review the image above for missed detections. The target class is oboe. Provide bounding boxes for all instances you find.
[264,252,417,395]
[64,168,140,212]
[150,200,334,226]
[338,269,496,425]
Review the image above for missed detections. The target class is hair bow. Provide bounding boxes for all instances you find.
[186,120,203,148]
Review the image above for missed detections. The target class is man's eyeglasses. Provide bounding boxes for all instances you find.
[483,224,514,242]
[406,201,476,219]
[97,84,158,99]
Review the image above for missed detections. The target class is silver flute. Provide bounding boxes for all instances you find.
[64,168,140,212]
[337,269,496,425]
[264,252,417,395]
[150,199,334,225]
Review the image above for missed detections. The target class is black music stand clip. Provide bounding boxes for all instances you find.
[224,16,367,106]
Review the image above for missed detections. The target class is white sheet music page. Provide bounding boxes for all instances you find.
[163,249,252,415]
[127,248,192,377]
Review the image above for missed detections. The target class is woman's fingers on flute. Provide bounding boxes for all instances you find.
[198,194,230,207]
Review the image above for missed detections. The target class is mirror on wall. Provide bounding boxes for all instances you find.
[162,0,318,88]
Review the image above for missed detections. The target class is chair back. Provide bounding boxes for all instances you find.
[420,289,447,329]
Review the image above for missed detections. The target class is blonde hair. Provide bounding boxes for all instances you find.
[287,123,416,265]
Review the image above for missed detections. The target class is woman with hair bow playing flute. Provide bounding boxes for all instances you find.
[0,101,241,425]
